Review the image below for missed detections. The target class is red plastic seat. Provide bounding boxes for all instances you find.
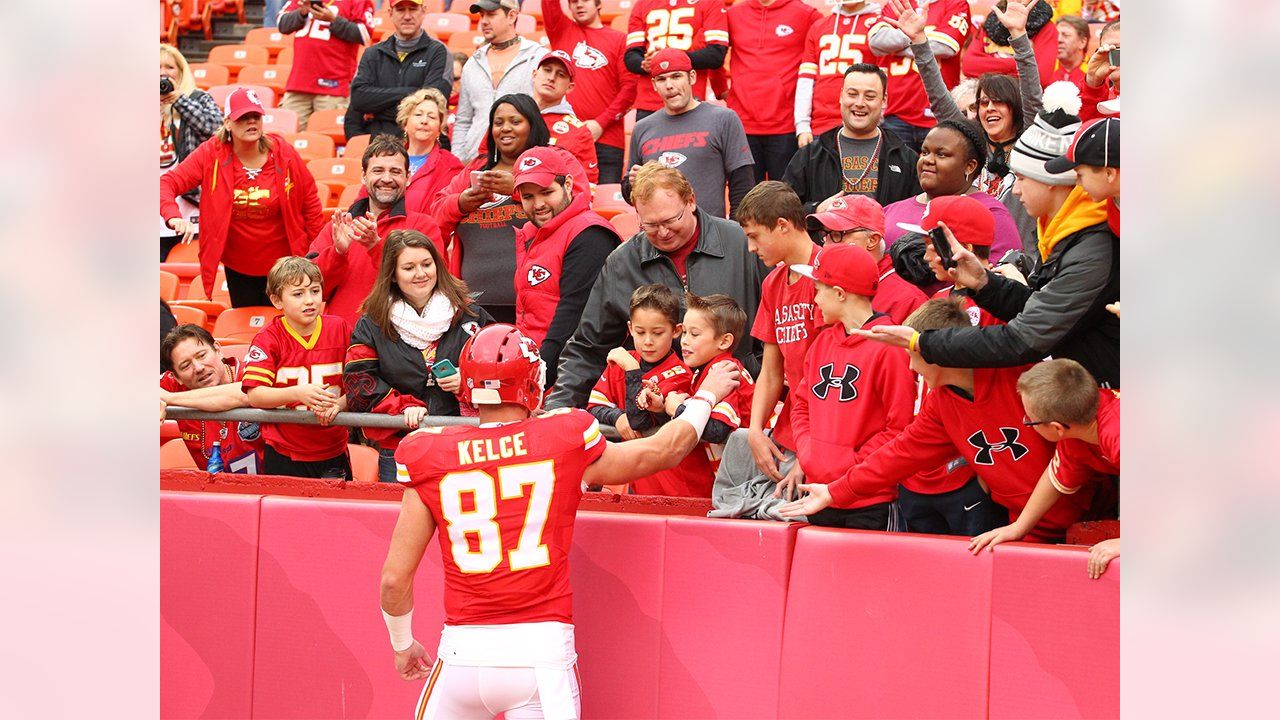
[213,306,279,344]
[188,62,230,90]
[285,131,336,161]
[261,107,299,134]
[207,44,270,80]
[170,303,209,328]
[244,27,294,60]
[425,13,471,40]
[306,108,349,145]
[237,64,290,95]
[161,438,198,469]
[341,133,372,160]
[161,270,180,301]
[307,157,363,186]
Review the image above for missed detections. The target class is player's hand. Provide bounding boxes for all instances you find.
[437,371,462,394]
[614,414,641,441]
[697,360,742,405]
[993,262,1028,286]
[1106,301,1120,317]
[968,523,1028,554]
[626,163,642,190]
[584,119,604,140]
[394,640,433,681]
[607,347,640,371]
[664,391,690,417]
[1087,537,1120,579]
[883,0,929,45]
[925,222,989,291]
[478,170,515,197]
[991,0,1037,39]
[747,427,785,481]
[848,323,915,349]
[168,217,196,244]
[773,463,805,500]
[1086,44,1115,88]
[404,405,428,429]
[796,132,813,148]
[295,383,337,410]
[778,482,832,518]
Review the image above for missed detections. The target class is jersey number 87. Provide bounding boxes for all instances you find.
[440,460,556,574]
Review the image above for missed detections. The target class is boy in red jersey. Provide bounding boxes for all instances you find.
[624,0,730,118]
[160,324,264,473]
[379,324,741,719]
[795,1,882,145]
[277,0,373,130]
[241,256,353,479]
[787,243,914,529]
[970,359,1120,575]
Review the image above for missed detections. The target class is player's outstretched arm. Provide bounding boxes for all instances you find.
[583,361,741,486]
[380,489,436,681]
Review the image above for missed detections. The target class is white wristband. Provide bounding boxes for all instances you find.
[675,396,713,437]
[382,608,415,652]
[693,389,718,405]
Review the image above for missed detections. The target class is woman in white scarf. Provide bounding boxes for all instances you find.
[344,230,494,481]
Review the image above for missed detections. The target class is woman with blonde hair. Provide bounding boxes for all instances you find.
[382,88,464,215]
[160,43,223,259]
[344,229,493,481]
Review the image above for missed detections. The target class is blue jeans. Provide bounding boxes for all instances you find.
[263,0,284,28]
[882,115,933,155]
[377,446,398,483]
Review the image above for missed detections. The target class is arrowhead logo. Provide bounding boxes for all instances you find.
[830,197,847,210]
[517,156,541,172]
[552,121,570,135]
[775,25,794,37]
[659,61,670,71]
[526,265,552,286]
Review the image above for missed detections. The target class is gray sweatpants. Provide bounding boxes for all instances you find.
[708,429,803,522]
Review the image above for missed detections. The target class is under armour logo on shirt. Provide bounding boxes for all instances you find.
[967,428,1029,465]
[811,363,860,401]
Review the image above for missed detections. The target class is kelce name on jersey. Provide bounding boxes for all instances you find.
[458,432,529,465]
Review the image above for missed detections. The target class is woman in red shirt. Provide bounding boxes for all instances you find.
[393,88,464,215]
[160,87,325,307]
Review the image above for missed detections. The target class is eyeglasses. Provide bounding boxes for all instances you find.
[1022,414,1069,429]
[638,207,686,234]
[821,228,872,245]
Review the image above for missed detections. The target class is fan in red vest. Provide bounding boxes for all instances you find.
[511,146,620,388]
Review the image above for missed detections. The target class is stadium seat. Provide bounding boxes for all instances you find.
[425,13,471,40]
[213,306,279,344]
[285,131,336,161]
[237,64,290,94]
[307,157,363,186]
[170,300,227,331]
[447,32,486,52]
[161,261,201,298]
[219,342,250,365]
[244,27,294,60]
[170,0,208,41]
[188,269,232,305]
[202,0,247,31]
[593,183,630,213]
[341,133,371,160]
[207,44,270,80]
[161,0,176,44]
[336,183,364,211]
[348,444,379,483]
[610,13,629,32]
[276,45,294,66]
[161,438,198,469]
[207,84,277,110]
[368,13,390,41]
[170,303,209,328]
[521,0,543,21]
[261,107,299,134]
[166,241,200,263]
[610,212,639,240]
[600,0,634,22]
[161,270,180,301]
[160,419,182,448]
[306,108,349,145]
[188,62,230,90]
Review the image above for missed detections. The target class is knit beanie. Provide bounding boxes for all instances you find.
[1009,81,1082,186]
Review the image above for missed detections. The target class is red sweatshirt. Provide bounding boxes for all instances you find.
[724,0,821,135]
[541,1,639,150]
[872,254,927,324]
[792,313,916,508]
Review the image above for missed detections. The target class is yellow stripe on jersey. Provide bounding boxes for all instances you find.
[926,29,961,54]
[704,30,730,44]
[588,390,617,408]
[245,366,276,379]
[798,62,818,76]
[1047,453,1080,495]
[282,316,323,350]
[242,370,276,385]
[395,462,411,484]
[712,400,741,427]
[583,422,603,451]
[626,31,646,44]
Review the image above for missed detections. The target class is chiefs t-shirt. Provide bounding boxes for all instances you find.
[749,244,822,452]
[627,0,731,112]
[241,314,351,461]
[871,0,971,128]
[1049,389,1120,494]
[281,0,373,96]
[222,159,292,276]
[798,9,881,136]
[395,408,606,625]
[161,357,265,473]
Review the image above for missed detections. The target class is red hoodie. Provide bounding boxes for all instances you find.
[160,133,325,295]
[724,0,822,135]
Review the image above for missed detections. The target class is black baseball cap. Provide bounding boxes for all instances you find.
[1045,117,1120,172]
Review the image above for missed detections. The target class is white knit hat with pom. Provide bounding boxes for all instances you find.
[1009,81,1083,185]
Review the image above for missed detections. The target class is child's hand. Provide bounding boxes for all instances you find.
[607,347,639,371]
[296,383,336,410]
[314,402,341,426]
[772,463,805,500]
[664,391,689,417]
[1087,537,1120,579]
[968,523,1028,555]
[614,414,641,441]
[635,382,664,413]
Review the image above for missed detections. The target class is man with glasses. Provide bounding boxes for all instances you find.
[546,163,767,409]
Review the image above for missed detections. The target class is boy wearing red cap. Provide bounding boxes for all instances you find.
[903,194,1004,328]
[787,244,915,529]
[807,194,927,324]
[531,51,601,183]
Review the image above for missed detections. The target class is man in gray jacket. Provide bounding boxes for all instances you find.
[453,0,548,162]
[546,163,768,409]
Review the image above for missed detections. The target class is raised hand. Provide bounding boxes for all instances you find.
[883,0,929,45]
[991,0,1038,38]
[926,221,990,291]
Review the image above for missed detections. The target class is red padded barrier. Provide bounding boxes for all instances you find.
[161,491,262,719]
[570,512,669,719]
[251,496,447,718]
[988,544,1119,719]
[657,517,798,718]
[778,529,993,719]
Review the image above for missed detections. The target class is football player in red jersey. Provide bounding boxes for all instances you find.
[379,324,741,719]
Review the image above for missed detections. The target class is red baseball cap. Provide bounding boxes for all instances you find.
[537,50,576,80]
[223,86,266,121]
[649,48,692,76]
[513,146,580,190]
[791,243,879,296]
[805,195,885,235]
[897,195,995,248]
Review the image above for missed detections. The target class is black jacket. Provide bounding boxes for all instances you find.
[546,208,768,409]
[782,126,921,215]
[345,32,453,140]
[919,222,1120,388]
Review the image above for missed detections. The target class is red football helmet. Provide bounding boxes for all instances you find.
[458,324,546,412]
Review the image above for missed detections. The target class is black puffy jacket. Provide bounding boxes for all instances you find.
[344,32,453,140]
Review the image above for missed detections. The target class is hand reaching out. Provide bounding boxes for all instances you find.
[883,0,929,45]
[614,414,642,441]
[772,463,805,501]
[404,405,428,429]
[925,222,990,291]
[777,482,832,518]
[1087,537,1119,579]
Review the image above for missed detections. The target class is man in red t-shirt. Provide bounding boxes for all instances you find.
[709,182,823,518]
[378,324,742,718]
[277,0,373,129]
[625,0,730,118]
[795,1,880,147]
[542,0,639,184]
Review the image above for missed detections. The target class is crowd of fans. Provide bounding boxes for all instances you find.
[160,0,1121,574]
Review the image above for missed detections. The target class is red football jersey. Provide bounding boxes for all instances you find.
[797,8,882,136]
[395,409,607,625]
[1049,389,1120,494]
[750,245,823,452]
[161,357,266,473]
[281,0,373,96]
[240,315,351,461]
[543,111,601,184]
[682,351,755,481]
[627,0,731,112]
[870,0,970,128]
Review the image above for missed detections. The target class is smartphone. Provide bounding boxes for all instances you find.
[929,227,956,270]
[1107,47,1119,67]
[469,170,485,191]
[431,359,458,379]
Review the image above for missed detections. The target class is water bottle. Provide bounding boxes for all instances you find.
[207,441,224,473]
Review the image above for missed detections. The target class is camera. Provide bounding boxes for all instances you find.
[161,75,175,95]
